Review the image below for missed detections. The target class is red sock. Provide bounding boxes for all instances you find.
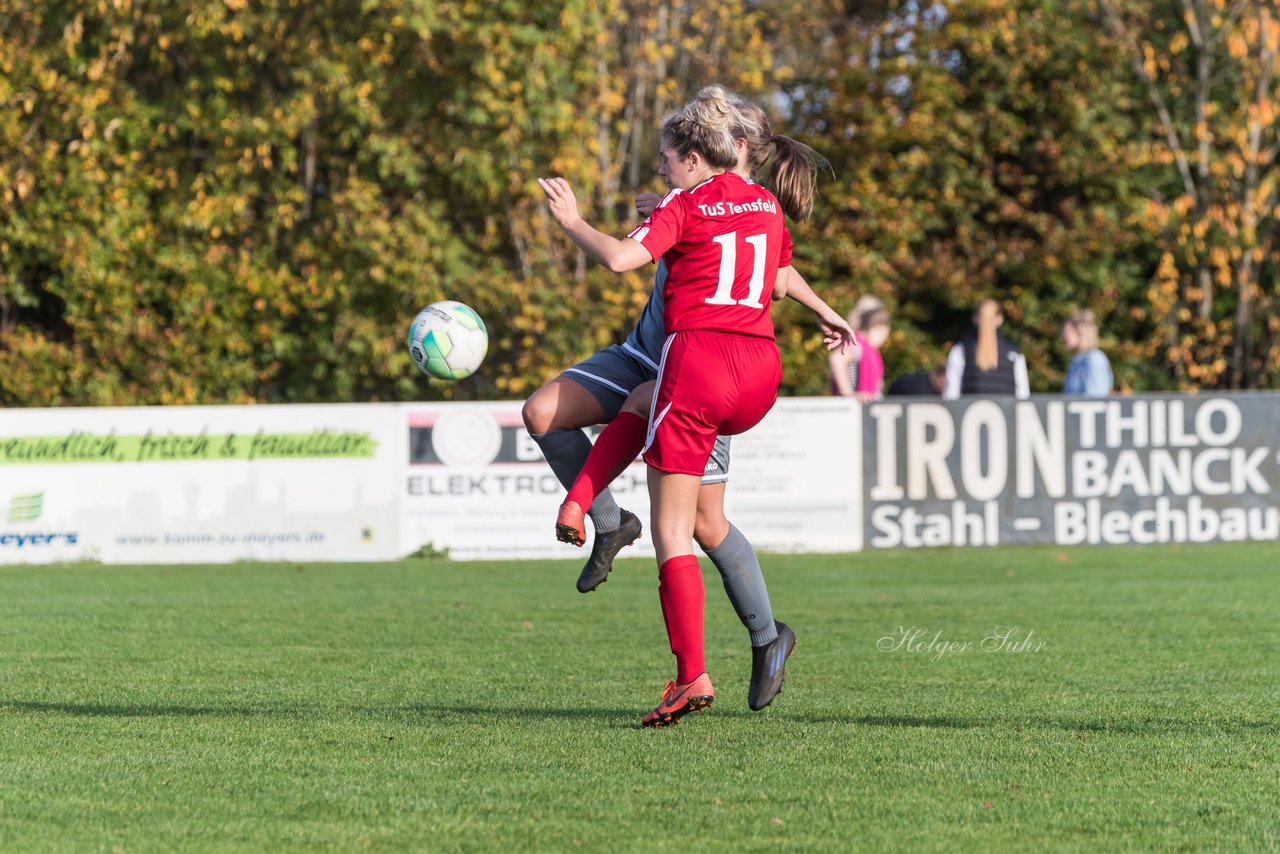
[658,554,705,683]
[564,411,646,511]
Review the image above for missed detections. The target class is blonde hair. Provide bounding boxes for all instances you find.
[847,295,886,331]
[861,307,891,331]
[660,86,740,171]
[1066,310,1098,350]
[974,299,1003,371]
[727,97,821,222]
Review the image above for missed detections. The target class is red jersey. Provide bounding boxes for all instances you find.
[628,172,792,340]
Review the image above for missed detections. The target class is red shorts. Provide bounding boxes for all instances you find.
[643,330,782,476]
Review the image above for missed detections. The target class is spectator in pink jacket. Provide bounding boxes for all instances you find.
[829,297,890,402]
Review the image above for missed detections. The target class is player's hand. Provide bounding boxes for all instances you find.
[538,177,582,229]
[819,310,857,354]
[635,192,662,218]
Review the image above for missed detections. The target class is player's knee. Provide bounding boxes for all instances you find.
[521,390,554,435]
[652,521,695,556]
[694,511,730,551]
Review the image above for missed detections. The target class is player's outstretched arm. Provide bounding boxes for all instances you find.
[538,177,652,273]
[778,266,857,354]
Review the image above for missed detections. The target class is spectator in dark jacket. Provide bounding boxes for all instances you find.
[942,299,1029,399]
[886,365,946,396]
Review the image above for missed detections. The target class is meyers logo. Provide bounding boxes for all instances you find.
[1,492,79,548]
[9,492,43,522]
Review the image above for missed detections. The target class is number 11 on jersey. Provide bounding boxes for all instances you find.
[705,231,769,309]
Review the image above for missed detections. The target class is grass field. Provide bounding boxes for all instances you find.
[2,543,1277,852]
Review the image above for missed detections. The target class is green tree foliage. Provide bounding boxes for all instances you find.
[0,0,1275,406]
[0,0,809,404]
[782,0,1156,393]
[1100,0,1280,389]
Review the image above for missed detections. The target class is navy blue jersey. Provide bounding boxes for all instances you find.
[621,259,668,375]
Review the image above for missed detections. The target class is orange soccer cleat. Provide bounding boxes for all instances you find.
[555,499,587,546]
[640,672,715,728]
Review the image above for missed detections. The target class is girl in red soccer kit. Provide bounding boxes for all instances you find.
[539,86,848,727]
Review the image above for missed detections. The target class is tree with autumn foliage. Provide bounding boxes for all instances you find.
[1100,0,1280,389]
[2,0,1278,407]
[781,0,1157,393]
[1,0,817,405]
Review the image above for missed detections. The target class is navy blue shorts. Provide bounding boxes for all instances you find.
[561,344,732,483]
[561,344,656,420]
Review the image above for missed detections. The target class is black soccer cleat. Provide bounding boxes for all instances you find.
[748,621,796,711]
[575,509,643,593]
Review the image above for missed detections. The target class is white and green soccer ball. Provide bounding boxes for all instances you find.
[407,300,489,380]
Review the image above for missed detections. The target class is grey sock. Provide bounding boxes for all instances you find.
[530,428,622,532]
[705,524,777,646]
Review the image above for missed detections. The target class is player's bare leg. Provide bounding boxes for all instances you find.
[522,376,605,433]
[525,376,633,577]
[555,382,655,589]
[642,469,715,727]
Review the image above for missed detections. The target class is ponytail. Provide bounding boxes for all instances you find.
[723,94,821,222]
[974,300,1002,371]
[765,134,819,223]
[670,86,823,222]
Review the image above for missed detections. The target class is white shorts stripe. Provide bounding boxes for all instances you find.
[642,335,677,457]
[563,367,631,397]
[620,341,659,373]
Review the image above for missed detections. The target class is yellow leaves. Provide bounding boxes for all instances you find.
[14,168,35,201]
[1251,99,1276,130]
[1142,43,1158,79]
[598,89,625,114]
[63,15,85,57]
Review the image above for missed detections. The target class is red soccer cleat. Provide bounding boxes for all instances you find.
[555,499,586,546]
[641,673,715,728]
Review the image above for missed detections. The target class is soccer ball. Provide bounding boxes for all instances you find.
[407,301,489,380]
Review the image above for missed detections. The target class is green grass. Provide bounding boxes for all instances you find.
[2,543,1278,852]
